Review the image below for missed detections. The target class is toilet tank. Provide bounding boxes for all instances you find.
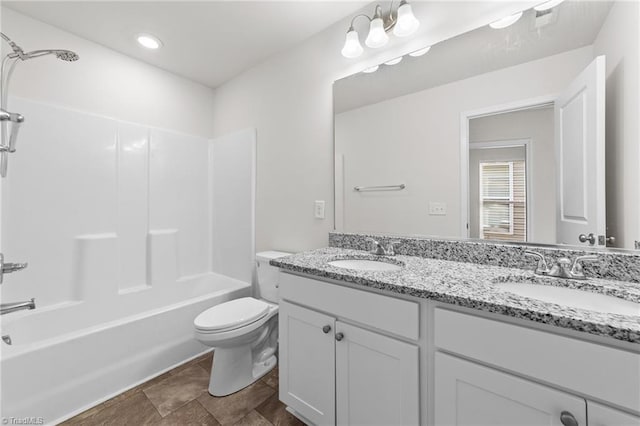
[256,251,291,303]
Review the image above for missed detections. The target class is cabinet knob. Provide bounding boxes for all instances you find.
[322,325,331,334]
[560,411,578,426]
[335,332,344,341]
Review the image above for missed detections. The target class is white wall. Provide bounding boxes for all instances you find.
[470,107,555,244]
[335,47,592,238]
[210,1,541,252]
[0,8,214,137]
[593,1,640,250]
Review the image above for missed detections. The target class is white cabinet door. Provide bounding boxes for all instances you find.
[335,321,419,426]
[279,301,336,426]
[588,401,640,426]
[435,353,587,426]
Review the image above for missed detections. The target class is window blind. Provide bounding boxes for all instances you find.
[479,161,526,242]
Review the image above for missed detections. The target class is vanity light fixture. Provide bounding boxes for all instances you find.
[409,46,431,57]
[489,11,523,29]
[366,10,389,48]
[341,0,420,59]
[385,57,403,65]
[362,65,380,73]
[534,0,564,11]
[136,33,162,50]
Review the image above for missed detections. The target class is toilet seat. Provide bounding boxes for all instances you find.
[194,297,270,333]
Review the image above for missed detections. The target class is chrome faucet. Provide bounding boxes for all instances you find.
[1,298,35,315]
[524,251,598,280]
[524,251,550,275]
[366,238,400,256]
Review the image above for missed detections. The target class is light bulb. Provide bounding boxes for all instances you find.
[489,11,523,29]
[534,0,564,11]
[365,17,389,48]
[409,46,431,57]
[136,34,162,49]
[393,1,420,37]
[385,57,403,66]
[341,28,363,58]
[362,65,379,74]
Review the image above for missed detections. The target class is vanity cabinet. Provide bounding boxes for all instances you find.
[278,273,420,426]
[434,352,587,426]
[434,353,640,426]
[434,308,640,426]
[276,271,640,426]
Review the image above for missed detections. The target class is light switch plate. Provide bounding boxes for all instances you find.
[429,202,447,216]
[314,200,325,219]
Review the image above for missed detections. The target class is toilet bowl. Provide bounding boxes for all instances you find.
[194,251,290,396]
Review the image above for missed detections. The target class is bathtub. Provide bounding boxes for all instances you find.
[0,273,250,425]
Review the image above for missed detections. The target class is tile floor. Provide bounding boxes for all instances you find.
[61,352,305,426]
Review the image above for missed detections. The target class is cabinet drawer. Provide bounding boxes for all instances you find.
[280,272,419,340]
[434,308,640,413]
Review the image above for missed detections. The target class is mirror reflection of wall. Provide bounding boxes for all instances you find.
[469,106,554,244]
[334,0,639,250]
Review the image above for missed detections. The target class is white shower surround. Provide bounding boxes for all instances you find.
[0,98,256,423]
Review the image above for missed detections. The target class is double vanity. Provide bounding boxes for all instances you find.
[272,233,640,426]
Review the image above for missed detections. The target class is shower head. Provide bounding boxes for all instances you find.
[21,49,80,62]
[54,50,79,62]
[1,33,79,62]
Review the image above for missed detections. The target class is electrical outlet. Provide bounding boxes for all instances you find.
[429,202,447,216]
[314,200,325,219]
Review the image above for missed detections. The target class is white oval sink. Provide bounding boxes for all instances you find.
[501,283,640,316]
[328,259,403,272]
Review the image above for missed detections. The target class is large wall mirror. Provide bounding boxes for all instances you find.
[334,1,639,250]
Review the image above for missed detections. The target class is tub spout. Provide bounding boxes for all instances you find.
[1,298,35,315]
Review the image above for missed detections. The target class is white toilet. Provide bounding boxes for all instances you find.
[194,251,290,396]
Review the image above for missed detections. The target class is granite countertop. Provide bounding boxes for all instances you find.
[271,247,640,344]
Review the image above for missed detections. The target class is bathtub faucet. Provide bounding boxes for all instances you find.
[1,298,35,315]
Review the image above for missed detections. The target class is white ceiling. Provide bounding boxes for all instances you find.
[4,1,369,88]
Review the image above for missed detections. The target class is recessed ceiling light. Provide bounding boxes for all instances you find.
[362,65,379,74]
[489,11,523,29]
[385,57,403,66]
[136,34,162,50]
[534,0,564,11]
[409,46,431,57]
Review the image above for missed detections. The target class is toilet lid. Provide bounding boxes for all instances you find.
[194,297,270,332]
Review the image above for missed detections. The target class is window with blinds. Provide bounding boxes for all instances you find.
[479,161,526,242]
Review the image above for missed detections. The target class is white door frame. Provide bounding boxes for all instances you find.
[470,138,532,240]
[459,94,557,239]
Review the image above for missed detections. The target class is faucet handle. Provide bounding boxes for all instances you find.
[524,250,550,274]
[366,238,385,255]
[0,253,28,285]
[0,253,28,284]
[385,241,401,256]
[570,254,598,277]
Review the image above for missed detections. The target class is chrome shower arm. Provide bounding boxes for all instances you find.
[0,32,25,59]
